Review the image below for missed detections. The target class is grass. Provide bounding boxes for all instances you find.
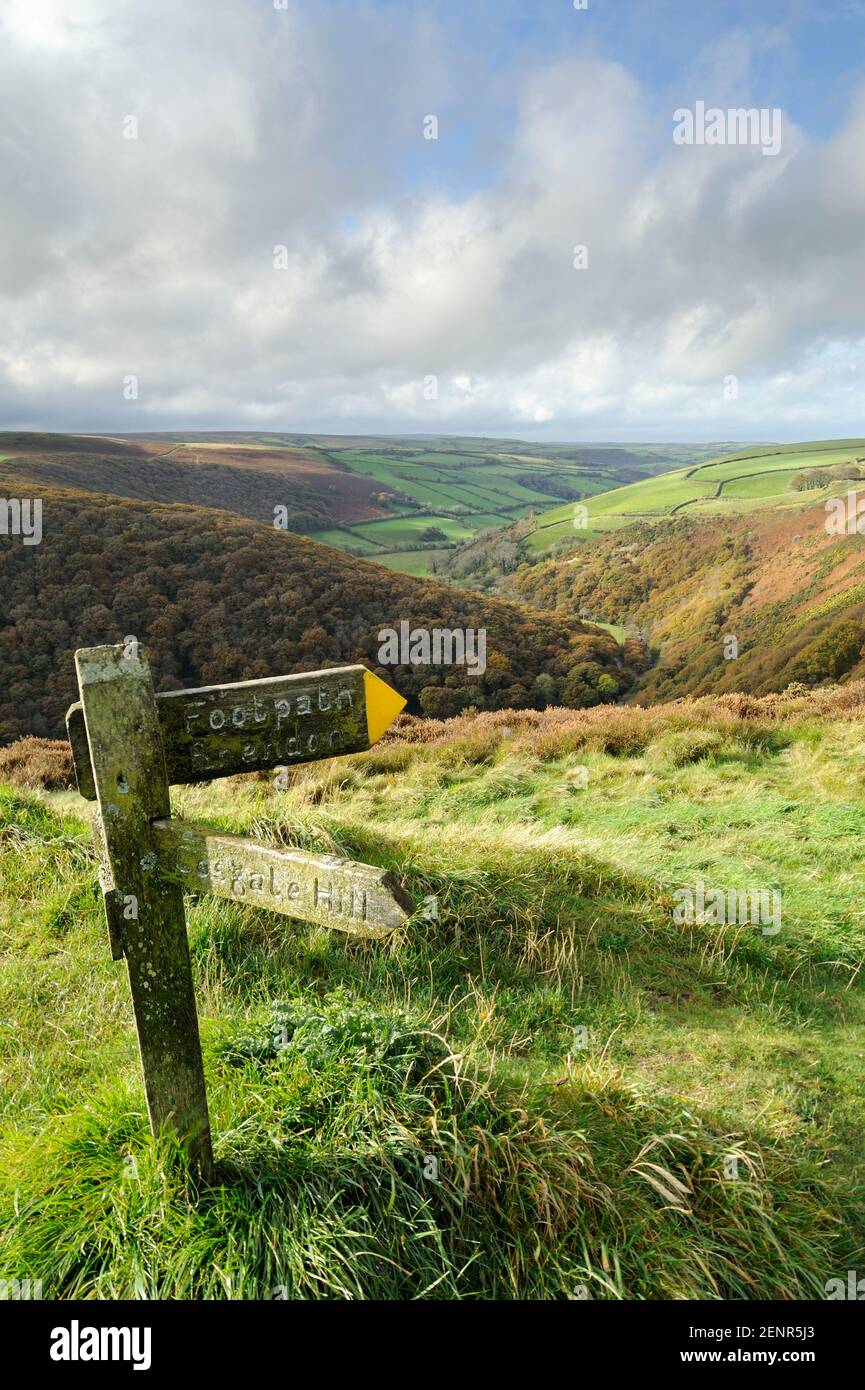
[305,527,384,554]
[589,621,627,644]
[720,469,802,498]
[343,513,478,545]
[308,442,708,575]
[309,513,498,560]
[1,685,863,1299]
[371,549,451,576]
[527,441,865,553]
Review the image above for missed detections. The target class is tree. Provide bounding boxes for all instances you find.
[531,672,558,708]
[419,686,462,718]
[562,663,601,708]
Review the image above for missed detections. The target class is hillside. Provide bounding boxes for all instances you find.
[521,439,865,555]
[436,439,865,704]
[0,434,377,532]
[509,496,865,703]
[443,440,865,584]
[2,683,863,1297]
[0,476,645,742]
[0,432,740,579]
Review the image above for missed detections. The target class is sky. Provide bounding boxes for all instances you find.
[1,0,864,442]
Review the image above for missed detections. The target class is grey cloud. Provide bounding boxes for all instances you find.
[0,0,863,440]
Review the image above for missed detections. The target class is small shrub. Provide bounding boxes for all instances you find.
[218,989,447,1089]
[789,619,865,685]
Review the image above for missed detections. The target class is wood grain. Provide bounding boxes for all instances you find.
[75,644,213,1181]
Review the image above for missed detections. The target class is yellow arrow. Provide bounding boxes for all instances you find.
[364,669,407,745]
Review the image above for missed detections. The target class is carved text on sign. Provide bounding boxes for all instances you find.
[182,680,358,774]
[176,849,371,925]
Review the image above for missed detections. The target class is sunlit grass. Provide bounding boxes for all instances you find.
[1,694,863,1298]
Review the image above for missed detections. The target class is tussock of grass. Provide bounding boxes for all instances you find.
[0,737,74,791]
[648,729,725,768]
[1,689,864,1298]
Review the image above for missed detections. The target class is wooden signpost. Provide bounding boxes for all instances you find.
[66,663,403,801]
[67,644,412,1182]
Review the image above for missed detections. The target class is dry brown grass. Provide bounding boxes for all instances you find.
[10,679,864,794]
[0,737,75,790]
[383,679,865,756]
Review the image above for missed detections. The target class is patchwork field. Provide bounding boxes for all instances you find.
[122,433,740,572]
[525,441,865,554]
[1,431,747,576]
[303,441,656,566]
[300,439,747,571]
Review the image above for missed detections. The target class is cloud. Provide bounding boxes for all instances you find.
[0,0,862,440]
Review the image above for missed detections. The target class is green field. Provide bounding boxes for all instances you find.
[370,548,451,575]
[309,528,383,554]
[589,620,627,644]
[306,441,744,574]
[720,468,802,498]
[694,446,865,481]
[2,687,863,1297]
[526,441,865,553]
[348,513,478,545]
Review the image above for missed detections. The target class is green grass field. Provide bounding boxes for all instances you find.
[307,442,733,574]
[322,448,602,547]
[370,549,451,576]
[2,689,863,1298]
[694,446,865,482]
[526,441,865,554]
[309,528,384,554]
[589,620,628,644]
[343,513,479,546]
[718,469,802,499]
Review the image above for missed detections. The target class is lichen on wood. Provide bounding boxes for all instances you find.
[152,817,412,938]
[75,644,213,1182]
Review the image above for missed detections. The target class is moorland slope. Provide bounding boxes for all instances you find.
[0,474,642,741]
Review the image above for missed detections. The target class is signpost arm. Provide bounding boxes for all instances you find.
[150,817,413,937]
[75,644,213,1182]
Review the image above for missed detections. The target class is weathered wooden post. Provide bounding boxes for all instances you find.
[75,644,213,1181]
[68,644,412,1180]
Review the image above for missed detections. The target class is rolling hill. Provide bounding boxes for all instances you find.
[0,432,739,578]
[0,458,645,742]
[439,440,865,704]
[517,440,865,555]
[296,437,742,572]
[0,433,380,532]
